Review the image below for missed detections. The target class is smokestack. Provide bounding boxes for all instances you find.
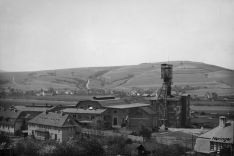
[219,116,227,128]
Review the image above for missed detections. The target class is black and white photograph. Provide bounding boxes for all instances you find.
[0,0,234,156]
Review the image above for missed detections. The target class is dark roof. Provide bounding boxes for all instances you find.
[93,96,115,100]
[96,99,126,107]
[140,107,156,115]
[199,121,234,144]
[77,98,127,108]
[0,110,22,125]
[0,110,22,119]
[105,103,150,109]
[28,112,76,127]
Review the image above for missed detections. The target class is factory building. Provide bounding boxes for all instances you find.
[62,97,157,130]
[149,94,190,128]
[62,64,190,130]
[147,64,191,128]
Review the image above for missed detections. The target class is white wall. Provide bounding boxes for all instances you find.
[28,124,77,143]
[0,125,14,134]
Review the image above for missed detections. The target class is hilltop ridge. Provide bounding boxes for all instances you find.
[0,61,233,96]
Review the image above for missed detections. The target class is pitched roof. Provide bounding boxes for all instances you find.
[95,99,126,107]
[199,121,234,144]
[105,103,150,109]
[0,110,22,125]
[0,110,22,119]
[140,107,156,115]
[77,98,126,108]
[28,112,74,127]
[62,108,106,114]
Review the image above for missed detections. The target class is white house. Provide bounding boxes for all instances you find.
[0,110,23,135]
[28,112,80,142]
[194,116,234,156]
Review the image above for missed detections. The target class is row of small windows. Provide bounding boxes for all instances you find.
[210,142,232,151]
[72,114,96,120]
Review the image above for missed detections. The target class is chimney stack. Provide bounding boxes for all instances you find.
[219,116,227,128]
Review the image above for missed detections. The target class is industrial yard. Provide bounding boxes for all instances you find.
[1,63,233,156]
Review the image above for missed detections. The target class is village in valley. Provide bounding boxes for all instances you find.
[0,63,233,156]
[0,0,234,156]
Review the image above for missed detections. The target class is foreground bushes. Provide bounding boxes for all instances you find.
[14,138,104,156]
[13,136,187,156]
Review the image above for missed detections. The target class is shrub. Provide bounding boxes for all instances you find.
[139,125,152,140]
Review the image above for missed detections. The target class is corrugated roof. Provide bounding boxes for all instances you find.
[62,108,106,114]
[199,121,234,144]
[28,112,73,127]
[105,103,150,109]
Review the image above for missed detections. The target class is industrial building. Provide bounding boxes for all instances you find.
[61,63,190,131]
[147,63,190,128]
[0,63,191,142]
[62,97,157,130]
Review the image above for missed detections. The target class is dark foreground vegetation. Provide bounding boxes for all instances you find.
[1,133,189,156]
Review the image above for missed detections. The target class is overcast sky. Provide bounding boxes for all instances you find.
[0,0,234,71]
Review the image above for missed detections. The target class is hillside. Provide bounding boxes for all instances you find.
[0,61,233,96]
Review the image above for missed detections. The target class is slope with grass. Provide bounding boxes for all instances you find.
[0,61,233,96]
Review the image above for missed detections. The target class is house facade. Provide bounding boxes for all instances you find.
[28,112,80,142]
[0,110,23,135]
[194,116,234,156]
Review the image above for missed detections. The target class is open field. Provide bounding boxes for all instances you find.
[191,105,234,113]
[1,97,234,114]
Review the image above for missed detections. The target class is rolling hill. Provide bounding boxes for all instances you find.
[0,61,233,96]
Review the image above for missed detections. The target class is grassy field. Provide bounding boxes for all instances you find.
[0,61,233,96]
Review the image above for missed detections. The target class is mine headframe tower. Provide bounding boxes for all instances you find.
[157,63,173,127]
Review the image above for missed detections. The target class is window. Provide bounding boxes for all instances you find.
[210,142,214,151]
[113,117,118,125]
[55,134,57,140]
